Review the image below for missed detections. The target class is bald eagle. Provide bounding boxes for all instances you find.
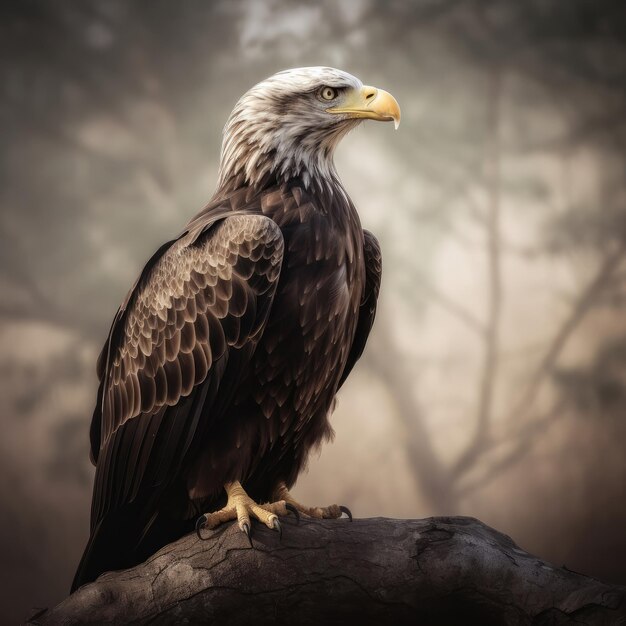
[72,67,400,592]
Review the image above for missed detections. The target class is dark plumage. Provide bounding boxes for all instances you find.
[73,67,398,591]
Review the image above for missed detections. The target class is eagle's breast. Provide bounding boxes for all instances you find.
[243,180,364,450]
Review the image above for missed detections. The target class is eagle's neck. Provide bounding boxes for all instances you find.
[216,112,359,194]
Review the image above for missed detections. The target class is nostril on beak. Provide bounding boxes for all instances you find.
[362,86,378,103]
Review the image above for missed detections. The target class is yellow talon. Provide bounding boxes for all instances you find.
[195,480,352,542]
[271,482,352,521]
[197,481,289,541]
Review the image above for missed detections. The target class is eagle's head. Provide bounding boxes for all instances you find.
[217,67,400,190]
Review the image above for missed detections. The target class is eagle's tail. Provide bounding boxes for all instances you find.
[71,505,193,593]
[71,515,125,593]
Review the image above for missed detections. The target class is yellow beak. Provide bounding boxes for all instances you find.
[327,85,401,129]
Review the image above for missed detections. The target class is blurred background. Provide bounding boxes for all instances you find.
[1,0,625,622]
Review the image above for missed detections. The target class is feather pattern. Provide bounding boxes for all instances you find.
[89,214,284,528]
[74,66,384,593]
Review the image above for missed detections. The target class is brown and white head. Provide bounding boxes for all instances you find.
[217,66,400,190]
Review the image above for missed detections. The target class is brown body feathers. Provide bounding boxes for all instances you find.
[73,66,388,591]
[73,177,381,591]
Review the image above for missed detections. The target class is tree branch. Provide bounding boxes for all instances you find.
[412,274,486,337]
[454,241,625,483]
[458,399,567,496]
[29,517,626,625]
[507,242,625,427]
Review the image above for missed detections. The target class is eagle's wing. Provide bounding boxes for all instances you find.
[89,213,284,527]
[338,229,382,388]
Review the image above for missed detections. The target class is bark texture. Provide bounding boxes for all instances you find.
[30,516,626,625]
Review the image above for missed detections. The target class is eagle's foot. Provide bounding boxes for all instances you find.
[196,481,294,544]
[272,481,353,521]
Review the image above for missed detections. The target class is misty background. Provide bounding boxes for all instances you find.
[1,1,625,622]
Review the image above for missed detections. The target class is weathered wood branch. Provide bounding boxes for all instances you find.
[30,517,626,625]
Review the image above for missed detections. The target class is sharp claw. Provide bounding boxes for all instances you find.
[242,522,253,548]
[285,502,300,524]
[339,505,353,522]
[195,515,208,540]
[272,518,282,540]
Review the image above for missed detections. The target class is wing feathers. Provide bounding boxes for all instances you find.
[337,229,382,389]
[164,358,182,405]
[90,214,284,527]
[139,373,156,413]
[192,342,209,382]
[194,312,209,343]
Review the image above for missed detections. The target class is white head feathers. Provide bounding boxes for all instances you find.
[217,67,363,190]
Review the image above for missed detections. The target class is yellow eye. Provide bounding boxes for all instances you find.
[320,86,338,101]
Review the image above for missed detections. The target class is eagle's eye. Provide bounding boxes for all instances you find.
[319,86,338,101]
